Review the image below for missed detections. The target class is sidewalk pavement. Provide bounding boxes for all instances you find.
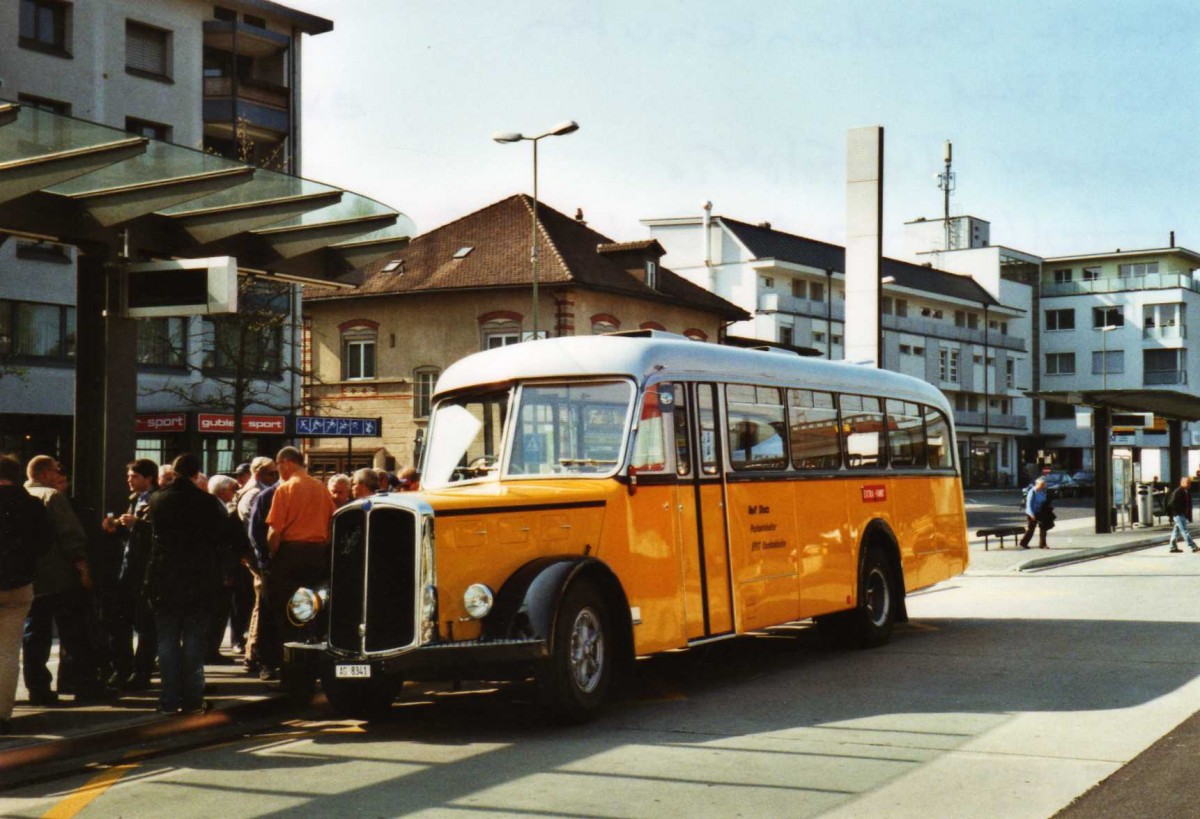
[1,516,1190,790]
[0,651,294,789]
[966,512,1195,574]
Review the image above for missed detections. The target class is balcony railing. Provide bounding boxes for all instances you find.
[203,77,290,111]
[1143,324,1186,340]
[756,293,1026,353]
[1144,370,1187,386]
[1042,272,1200,297]
[953,410,1028,430]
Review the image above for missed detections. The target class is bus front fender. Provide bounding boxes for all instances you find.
[483,556,621,643]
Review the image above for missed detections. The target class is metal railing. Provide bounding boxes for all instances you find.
[1144,370,1187,385]
[1042,272,1200,297]
[1143,324,1186,340]
[953,410,1029,430]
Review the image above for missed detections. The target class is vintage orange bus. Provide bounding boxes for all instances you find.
[284,332,969,720]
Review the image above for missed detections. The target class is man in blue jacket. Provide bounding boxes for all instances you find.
[1020,476,1051,550]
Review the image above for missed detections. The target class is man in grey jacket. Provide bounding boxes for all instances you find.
[23,455,106,705]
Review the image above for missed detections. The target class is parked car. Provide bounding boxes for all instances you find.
[1069,470,1095,496]
[1020,471,1076,506]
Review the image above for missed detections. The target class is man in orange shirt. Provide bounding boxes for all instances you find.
[264,447,334,664]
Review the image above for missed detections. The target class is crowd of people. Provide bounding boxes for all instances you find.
[0,449,418,725]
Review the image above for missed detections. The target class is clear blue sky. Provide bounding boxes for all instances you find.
[293,0,1199,259]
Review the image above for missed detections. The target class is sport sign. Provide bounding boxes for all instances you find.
[295,416,382,437]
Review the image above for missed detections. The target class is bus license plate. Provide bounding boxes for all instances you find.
[335,664,371,679]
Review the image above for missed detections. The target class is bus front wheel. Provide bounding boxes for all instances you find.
[539,581,612,723]
[818,545,896,649]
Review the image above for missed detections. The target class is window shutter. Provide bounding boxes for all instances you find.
[127,22,167,75]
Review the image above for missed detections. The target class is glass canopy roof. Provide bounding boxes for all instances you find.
[0,99,413,282]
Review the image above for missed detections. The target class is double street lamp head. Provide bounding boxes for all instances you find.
[492,120,580,144]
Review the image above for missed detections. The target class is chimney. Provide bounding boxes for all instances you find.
[575,208,587,225]
[1170,230,1175,248]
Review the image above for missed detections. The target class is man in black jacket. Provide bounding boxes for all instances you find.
[1167,476,1197,553]
[0,455,48,731]
[144,454,227,714]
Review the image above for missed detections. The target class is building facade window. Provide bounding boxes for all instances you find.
[645,261,658,290]
[1093,306,1123,328]
[1053,268,1072,283]
[1092,350,1124,375]
[779,325,793,346]
[0,299,75,360]
[1006,359,1016,388]
[1045,352,1076,376]
[16,93,70,115]
[683,328,708,342]
[413,367,439,419]
[136,317,186,368]
[126,116,172,142]
[1144,349,1186,385]
[479,312,522,349]
[1045,308,1075,331]
[810,282,825,302]
[1119,262,1158,277]
[19,0,69,54]
[590,314,620,335]
[791,279,807,299]
[341,325,376,381]
[895,298,908,318]
[761,276,774,289]
[938,348,959,383]
[1045,402,1075,419]
[200,284,287,376]
[126,20,171,80]
[1082,266,1101,281]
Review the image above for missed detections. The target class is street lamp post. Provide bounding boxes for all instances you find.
[492,120,579,341]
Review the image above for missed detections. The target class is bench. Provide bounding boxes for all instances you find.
[975,525,1026,551]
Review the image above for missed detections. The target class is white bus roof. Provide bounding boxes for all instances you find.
[435,333,952,414]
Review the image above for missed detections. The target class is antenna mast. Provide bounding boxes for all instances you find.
[937,140,956,250]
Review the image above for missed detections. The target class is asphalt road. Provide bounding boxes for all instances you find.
[3,547,1199,818]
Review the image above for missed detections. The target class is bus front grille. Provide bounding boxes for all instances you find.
[328,505,418,654]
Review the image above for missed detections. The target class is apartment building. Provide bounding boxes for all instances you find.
[642,211,1031,488]
[0,0,332,473]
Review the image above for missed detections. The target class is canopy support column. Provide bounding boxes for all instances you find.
[1093,405,1111,534]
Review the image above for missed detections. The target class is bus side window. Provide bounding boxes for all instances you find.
[726,385,788,471]
[673,385,691,477]
[697,383,720,475]
[788,388,841,470]
[842,394,887,469]
[924,405,954,469]
[886,399,926,468]
[631,384,669,473]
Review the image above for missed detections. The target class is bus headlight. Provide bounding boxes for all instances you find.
[462,583,494,619]
[288,586,329,625]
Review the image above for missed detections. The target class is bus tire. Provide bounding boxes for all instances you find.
[817,545,896,649]
[322,674,399,722]
[538,580,612,723]
[281,665,318,707]
[856,544,896,648]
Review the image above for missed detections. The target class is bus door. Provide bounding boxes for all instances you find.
[674,382,734,640]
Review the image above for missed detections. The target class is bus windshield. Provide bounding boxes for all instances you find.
[423,379,635,488]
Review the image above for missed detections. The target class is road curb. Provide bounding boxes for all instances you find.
[0,694,289,791]
[1018,536,1169,572]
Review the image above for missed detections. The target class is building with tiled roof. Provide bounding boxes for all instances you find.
[300,195,748,472]
[641,209,1032,489]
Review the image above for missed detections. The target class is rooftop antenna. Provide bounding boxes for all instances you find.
[936,140,955,250]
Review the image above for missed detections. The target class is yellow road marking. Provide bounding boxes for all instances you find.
[42,760,139,819]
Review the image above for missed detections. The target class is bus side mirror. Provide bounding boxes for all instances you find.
[628,465,638,496]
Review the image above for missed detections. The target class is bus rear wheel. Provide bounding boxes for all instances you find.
[538,581,612,723]
[817,544,896,649]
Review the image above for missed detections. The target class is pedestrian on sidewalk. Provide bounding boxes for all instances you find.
[1020,476,1053,550]
[0,456,48,733]
[144,453,227,715]
[1167,476,1196,553]
[23,455,108,705]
